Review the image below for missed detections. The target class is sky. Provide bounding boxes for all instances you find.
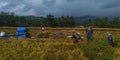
[0,0,120,17]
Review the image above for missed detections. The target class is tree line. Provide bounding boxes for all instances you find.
[0,12,120,28]
[0,12,75,27]
[81,17,120,28]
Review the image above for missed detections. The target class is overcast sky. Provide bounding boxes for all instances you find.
[0,0,120,17]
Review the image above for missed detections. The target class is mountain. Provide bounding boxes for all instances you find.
[74,16,120,23]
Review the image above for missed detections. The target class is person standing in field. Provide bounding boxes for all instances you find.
[106,32,115,47]
[86,24,93,41]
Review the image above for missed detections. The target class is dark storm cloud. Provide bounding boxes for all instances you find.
[66,0,75,2]
[0,0,120,17]
[42,0,56,6]
[101,0,120,9]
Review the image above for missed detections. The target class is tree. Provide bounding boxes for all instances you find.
[45,14,54,27]
[111,17,120,28]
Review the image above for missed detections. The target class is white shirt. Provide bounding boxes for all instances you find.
[0,32,5,36]
[41,27,45,30]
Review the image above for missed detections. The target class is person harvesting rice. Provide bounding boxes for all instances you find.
[71,30,84,43]
[106,32,115,47]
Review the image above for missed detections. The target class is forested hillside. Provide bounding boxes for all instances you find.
[0,12,120,28]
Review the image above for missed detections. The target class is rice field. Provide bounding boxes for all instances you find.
[0,27,120,60]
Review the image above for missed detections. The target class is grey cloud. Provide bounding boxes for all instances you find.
[101,0,120,9]
[42,0,56,6]
[0,0,120,17]
[66,0,75,2]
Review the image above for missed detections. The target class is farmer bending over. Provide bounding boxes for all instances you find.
[106,32,115,47]
[72,31,83,43]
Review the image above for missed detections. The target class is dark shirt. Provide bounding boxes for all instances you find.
[107,35,113,41]
[86,28,93,36]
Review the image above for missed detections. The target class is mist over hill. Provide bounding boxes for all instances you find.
[74,16,120,23]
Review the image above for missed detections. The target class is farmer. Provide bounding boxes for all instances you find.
[71,31,83,43]
[23,28,31,38]
[106,32,115,47]
[86,24,93,41]
[41,26,45,32]
[26,28,31,38]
